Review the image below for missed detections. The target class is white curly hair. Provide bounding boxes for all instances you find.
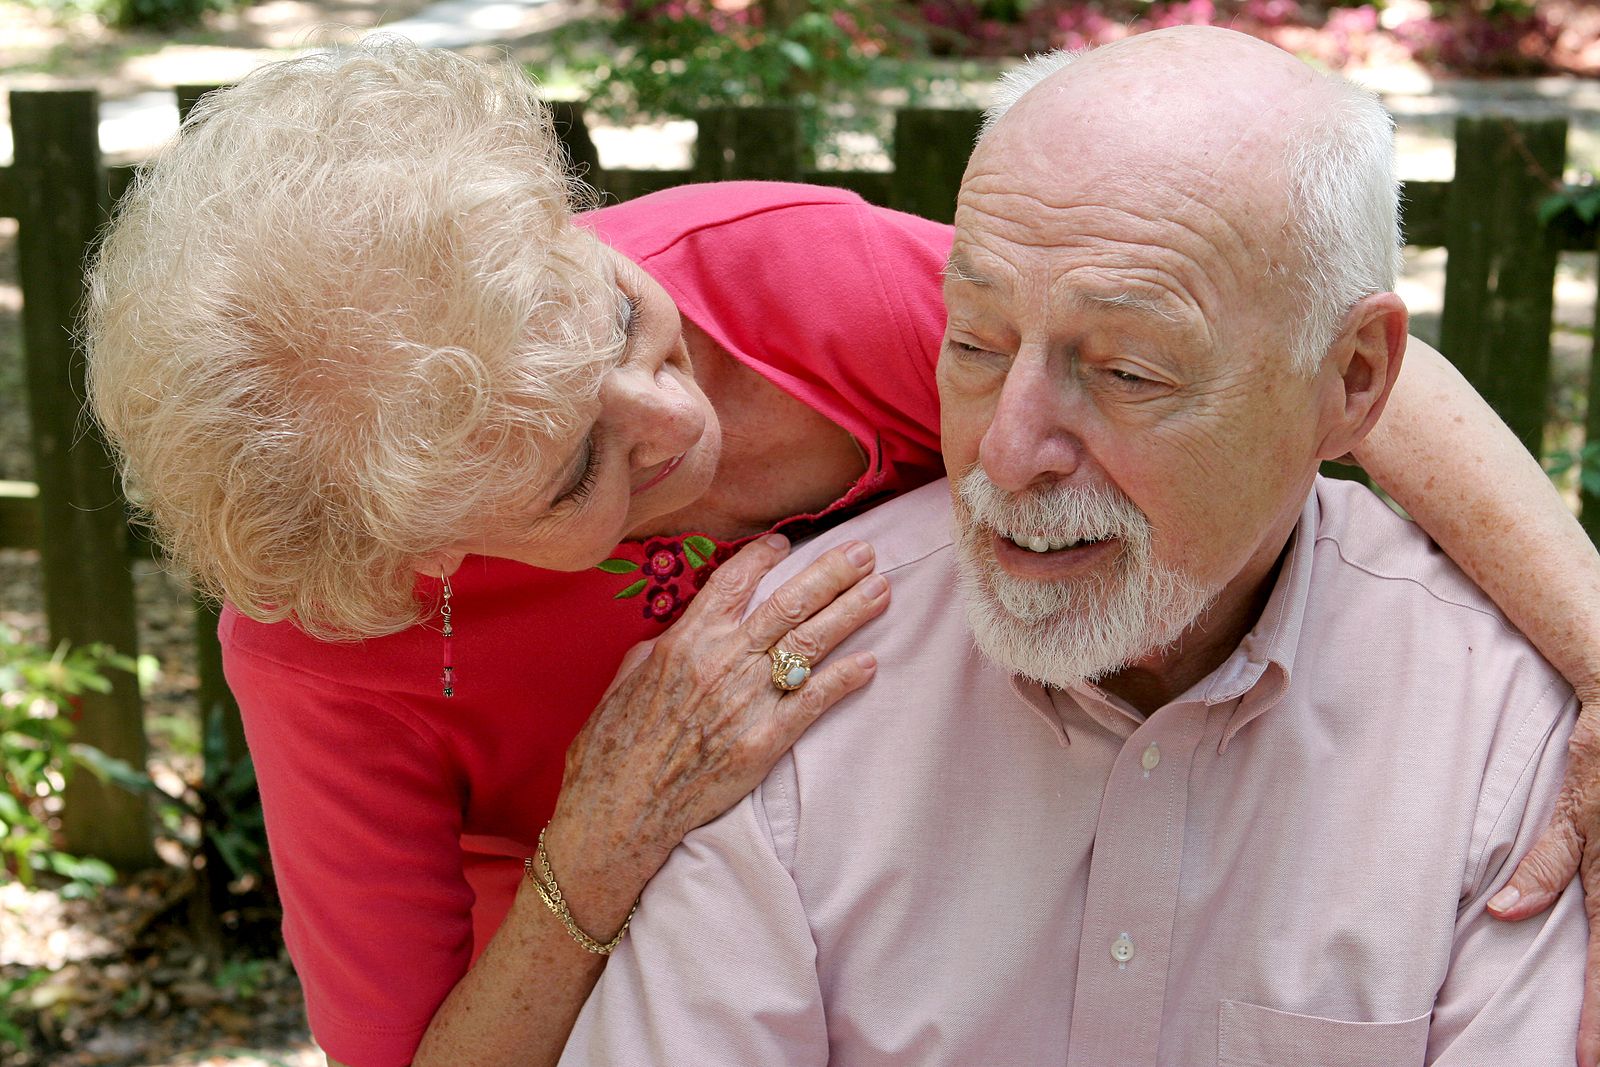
[85,39,622,638]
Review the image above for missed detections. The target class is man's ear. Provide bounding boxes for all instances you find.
[413,547,468,580]
[1314,291,1408,461]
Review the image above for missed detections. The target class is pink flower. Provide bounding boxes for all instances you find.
[641,539,686,581]
[642,584,684,622]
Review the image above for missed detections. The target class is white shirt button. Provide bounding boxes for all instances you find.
[1141,744,1161,772]
[1111,935,1135,963]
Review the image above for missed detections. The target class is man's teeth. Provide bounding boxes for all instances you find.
[1011,534,1095,553]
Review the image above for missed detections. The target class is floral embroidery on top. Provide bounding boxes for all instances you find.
[594,433,892,627]
[597,535,727,626]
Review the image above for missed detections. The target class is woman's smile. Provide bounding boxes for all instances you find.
[633,453,686,496]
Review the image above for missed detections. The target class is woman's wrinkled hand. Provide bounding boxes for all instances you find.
[1489,695,1600,1067]
[542,533,888,932]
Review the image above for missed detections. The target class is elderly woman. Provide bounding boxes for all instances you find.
[85,41,1600,1067]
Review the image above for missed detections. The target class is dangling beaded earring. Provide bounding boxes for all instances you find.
[440,575,456,698]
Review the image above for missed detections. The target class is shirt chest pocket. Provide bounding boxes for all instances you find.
[1218,999,1431,1067]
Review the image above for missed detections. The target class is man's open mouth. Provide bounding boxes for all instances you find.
[1005,534,1109,554]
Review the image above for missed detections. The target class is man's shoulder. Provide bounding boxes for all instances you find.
[1307,476,1568,702]
[1313,477,1519,630]
[759,480,956,598]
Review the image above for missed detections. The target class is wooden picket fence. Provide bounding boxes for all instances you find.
[1,86,1597,865]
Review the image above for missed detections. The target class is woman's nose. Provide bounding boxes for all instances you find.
[608,366,705,471]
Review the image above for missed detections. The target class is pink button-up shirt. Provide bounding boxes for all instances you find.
[561,478,1584,1067]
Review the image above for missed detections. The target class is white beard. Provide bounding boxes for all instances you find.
[953,468,1217,688]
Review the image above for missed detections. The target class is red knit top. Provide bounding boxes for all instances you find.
[222,182,951,1065]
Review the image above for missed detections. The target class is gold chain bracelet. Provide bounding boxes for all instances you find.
[524,827,639,956]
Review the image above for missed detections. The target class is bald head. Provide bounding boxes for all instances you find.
[969,26,1399,372]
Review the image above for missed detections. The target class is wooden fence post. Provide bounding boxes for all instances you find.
[692,106,806,182]
[891,108,982,224]
[1440,115,1567,457]
[11,89,155,869]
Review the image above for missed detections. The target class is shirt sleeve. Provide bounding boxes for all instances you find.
[559,759,828,1065]
[225,635,473,1067]
[1426,683,1585,1065]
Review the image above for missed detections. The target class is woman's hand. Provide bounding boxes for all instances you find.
[1491,695,1600,1067]
[542,533,888,934]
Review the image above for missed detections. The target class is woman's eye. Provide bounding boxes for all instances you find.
[558,438,601,507]
[1109,368,1148,384]
[621,292,644,342]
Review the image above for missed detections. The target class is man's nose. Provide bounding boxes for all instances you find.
[978,352,1084,493]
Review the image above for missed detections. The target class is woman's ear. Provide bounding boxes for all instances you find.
[413,548,468,580]
[1315,291,1409,462]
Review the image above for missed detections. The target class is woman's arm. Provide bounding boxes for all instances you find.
[400,535,889,1067]
[1354,336,1600,1067]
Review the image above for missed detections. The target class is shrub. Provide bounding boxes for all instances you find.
[550,0,926,154]
[0,626,132,894]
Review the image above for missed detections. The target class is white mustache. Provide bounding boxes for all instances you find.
[955,466,1147,545]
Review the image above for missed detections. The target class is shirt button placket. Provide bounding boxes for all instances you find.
[1111,933,1135,969]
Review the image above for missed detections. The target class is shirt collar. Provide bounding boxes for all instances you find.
[1010,488,1322,750]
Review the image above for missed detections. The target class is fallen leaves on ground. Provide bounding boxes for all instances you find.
[1,869,316,1067]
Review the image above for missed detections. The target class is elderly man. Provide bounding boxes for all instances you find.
[558,26,1585,1065]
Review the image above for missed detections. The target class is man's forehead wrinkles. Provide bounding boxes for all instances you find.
[953,219,1220,319]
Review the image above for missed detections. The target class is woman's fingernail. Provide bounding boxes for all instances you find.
[854,652,877,671]
[766,534,789,550]
[862,574,889,598]
[845,541,872,567]
[1488,886,1520,912]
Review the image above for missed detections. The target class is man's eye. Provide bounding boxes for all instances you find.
[947,338,999,360]
[1110,368,1149,384]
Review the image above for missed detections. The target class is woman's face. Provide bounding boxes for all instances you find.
[442,248,723,573]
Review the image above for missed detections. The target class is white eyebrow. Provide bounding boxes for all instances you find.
[1078,290,1185,323]
[941,252,992,287]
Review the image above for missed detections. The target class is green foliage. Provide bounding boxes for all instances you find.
[75,704,265,884]
[548,0,925,154]
[103,0,213,28]
[1540,181,1600,230]
[0,626,132,893]
[1545,442,1600,500]
[17,0,234,31]
[211,956,270,999]
[0,969,47,1056]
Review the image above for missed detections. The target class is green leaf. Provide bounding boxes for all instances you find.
[135,654,162,692]
[69,743,165,796]
[44,851,114,886]
[1546,450,1577,476]
[1578,194,1600,225]
[778,39,815,71]
[614,578,648,600]
[683,544,706,568]
[596,558,640,574]
[684,535,717,559]
[1538,192,1570,227]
